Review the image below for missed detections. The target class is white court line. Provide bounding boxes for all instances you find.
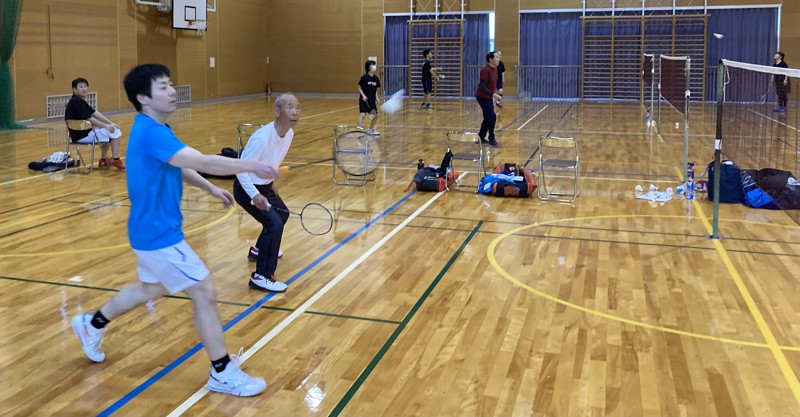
[748,109,800,132]
[516,105,549,131]
[0,172,51,187]
[300,106,358,120]
[166,172,467,417]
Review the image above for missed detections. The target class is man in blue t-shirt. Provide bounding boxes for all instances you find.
[71,64,280,397]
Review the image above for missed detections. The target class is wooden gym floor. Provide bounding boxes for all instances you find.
[1,96,800,416]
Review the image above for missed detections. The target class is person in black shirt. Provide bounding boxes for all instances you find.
[495,50,505,96]
[357,60,381,136]
[773,52,790,113]
[64,77,125,170]
[421,49,440,110]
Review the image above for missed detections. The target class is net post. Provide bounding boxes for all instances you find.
[711,61,724,239]
[656,54,662,129]
[683,57,690,183]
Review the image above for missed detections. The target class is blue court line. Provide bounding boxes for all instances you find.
[96,191,416,417]
[497,103,542,132]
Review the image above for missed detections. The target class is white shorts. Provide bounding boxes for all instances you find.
[133,240,210,294]
[75,127,121,144]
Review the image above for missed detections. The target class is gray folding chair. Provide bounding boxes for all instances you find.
[538,136,579,202]
[333,125,378,186]
[445,131,490,187]
[65,119,97,173]
[237,123,266,156]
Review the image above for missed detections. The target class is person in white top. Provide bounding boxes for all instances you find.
[232,93,300,292]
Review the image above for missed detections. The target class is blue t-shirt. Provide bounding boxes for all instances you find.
[126,113,187,250]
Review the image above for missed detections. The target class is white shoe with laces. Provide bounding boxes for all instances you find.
[72,313,106,362]
[367,129,380,136]
[249,272,288,292]
[207,348,267,397]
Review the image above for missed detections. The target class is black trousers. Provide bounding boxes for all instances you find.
[233,179,289,277]
[477,97,496,141]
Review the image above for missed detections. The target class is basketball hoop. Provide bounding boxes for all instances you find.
[187,19,206,35]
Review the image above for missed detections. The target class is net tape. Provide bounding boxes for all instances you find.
[722,59,800,78]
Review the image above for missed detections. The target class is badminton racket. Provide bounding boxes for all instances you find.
[364,99,378,120]
[274,203,333,236]
[279,158,335,173]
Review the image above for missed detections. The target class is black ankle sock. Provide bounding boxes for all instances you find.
[91,310,110,329]
[211,354,231,373]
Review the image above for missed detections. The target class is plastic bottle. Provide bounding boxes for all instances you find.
[686,162,695,200]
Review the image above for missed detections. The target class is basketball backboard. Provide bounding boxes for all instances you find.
[172,0,207,30]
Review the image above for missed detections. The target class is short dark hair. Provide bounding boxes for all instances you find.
[123,64,171,112]
[777,51,786,59]
[71,78,89,89]
[423,49,431,58]
[485,52,497,63]
[364,60,377,74]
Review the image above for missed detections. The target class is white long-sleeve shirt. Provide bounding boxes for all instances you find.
[236,122,294,199]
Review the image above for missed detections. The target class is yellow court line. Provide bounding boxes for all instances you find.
[486,213,800,352]
[672,166,800,407]
[0,205,237,258]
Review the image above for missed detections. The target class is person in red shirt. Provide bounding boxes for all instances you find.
[475,52,502,146]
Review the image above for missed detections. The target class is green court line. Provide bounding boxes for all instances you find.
[328,221,484,417]
[306,310,402,325]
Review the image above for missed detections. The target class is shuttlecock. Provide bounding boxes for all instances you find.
[381,89,405,114]
[712,33,724,40]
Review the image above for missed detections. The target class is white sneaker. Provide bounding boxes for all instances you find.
[367,129,380,136]
[208,349,267,397]
[248,247,283,261]
[72,313,106,362]
[248,273,288,292]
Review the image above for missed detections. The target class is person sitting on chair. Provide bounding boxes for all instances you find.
[65,77,125,170]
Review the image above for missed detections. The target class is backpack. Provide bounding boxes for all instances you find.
[706,160,743,203]
[406,166,458,192]
[405,150,459,192]
[199,147,239,180]
[479,163,536,198]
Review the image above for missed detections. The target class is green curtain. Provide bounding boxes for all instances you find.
[0,0,24,130]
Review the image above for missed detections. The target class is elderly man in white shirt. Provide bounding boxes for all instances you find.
[232,93,301,292]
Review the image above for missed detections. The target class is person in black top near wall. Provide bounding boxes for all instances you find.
[773,51,791,113]
[420,49,440,110]
[357,60,381,136]
[64,77,125,170]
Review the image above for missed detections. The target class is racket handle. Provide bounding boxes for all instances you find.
[279,166,290,174]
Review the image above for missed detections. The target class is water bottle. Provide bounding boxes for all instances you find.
[686,162,695,200]
[417,159,424,170]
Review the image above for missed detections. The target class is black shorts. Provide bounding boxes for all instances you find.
[496,77,504,90]
[422,78,433,94]
[359,97,377,113]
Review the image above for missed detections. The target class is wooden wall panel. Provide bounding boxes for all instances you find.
[364,0,385,65]
[15,0,121,120]
[118,0,138,110]
[495,0,517,95]
[265,0,361,94]
[217,0,269,98]
[135,7,178,86]
[8,0,798,120]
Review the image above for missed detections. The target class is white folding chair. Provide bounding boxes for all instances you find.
[237,123,266,156]
[538,136,579,202]
[445,131,490,187]
[65,119,97,173]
